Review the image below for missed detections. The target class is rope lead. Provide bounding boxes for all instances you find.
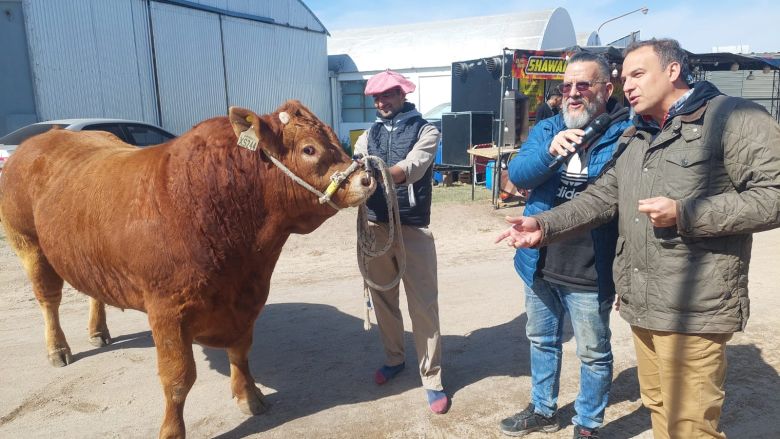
[356,155,406,330]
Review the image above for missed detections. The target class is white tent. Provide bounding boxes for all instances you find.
[326,8,577,141]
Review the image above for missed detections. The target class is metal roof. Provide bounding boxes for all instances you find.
[327,8,577,73]
[35,118,159,128]
[690,52,780,72]
[155,0,329,35]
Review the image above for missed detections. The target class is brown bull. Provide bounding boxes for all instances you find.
[0,100,375,438]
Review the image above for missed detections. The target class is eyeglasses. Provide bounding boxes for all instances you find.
[557,81,608,94]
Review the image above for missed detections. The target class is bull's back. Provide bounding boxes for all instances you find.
[0,130,173,309]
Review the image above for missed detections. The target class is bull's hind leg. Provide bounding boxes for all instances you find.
[149,313,196,439]
[88,298,112,347]
[227,329,268,415]
[12,239,71,367]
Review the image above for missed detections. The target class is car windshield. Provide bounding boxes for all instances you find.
[125,124,175,146]
[423,103,451,120]
[0,123,60,146]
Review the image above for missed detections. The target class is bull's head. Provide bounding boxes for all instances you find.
[228,101,375,212]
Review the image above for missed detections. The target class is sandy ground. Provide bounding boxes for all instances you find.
[1,199,779,439]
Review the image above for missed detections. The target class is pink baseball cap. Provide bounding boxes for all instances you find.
[364,70,416,96]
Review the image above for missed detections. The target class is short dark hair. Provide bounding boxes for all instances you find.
[623,38,691,82]
[567,52,611,82]
[547,90,562,99]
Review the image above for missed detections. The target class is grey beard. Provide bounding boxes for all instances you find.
[563,94,605,129]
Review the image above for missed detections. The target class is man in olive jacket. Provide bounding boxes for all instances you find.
[496,39,780,438]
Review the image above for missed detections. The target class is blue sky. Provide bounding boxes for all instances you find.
[304,0,779,53]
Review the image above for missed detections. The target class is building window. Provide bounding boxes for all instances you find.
[341,80,375,122]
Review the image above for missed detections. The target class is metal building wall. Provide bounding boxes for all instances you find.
[741,70,778,116]
[221,16,330,119]
[1,0,37,136]
[149,2,227,134]
[20,0,330,135]
[707,71,744,97]
[707,70,778,116]
[187,0,326,32]
[22,0,158,123]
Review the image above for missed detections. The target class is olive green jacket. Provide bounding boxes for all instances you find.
[534,91,780,333]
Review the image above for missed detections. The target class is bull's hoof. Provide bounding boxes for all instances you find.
[89,331,112,347]
[236,386,269,416]
[48,348,73,367]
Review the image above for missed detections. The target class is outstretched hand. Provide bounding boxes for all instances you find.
[495,216,542,248]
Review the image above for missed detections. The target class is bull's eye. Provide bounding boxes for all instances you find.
[302,145,316,156]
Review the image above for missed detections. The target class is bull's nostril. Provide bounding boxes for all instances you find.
[361,175,371,187]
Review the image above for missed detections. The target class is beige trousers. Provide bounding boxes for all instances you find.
[631,326,732,439]
[365,223,443,391]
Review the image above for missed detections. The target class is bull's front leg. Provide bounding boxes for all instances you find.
[88,298,112,347]
[149,313,196,439]
[227,329,268,415]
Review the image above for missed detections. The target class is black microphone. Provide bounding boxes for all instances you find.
[548,108,628,169]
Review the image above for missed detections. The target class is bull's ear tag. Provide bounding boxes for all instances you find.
[237,128,259,151]
[279,112,290,125]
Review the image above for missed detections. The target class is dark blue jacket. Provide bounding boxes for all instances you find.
[508,107,632,296]
[365,103,433,226]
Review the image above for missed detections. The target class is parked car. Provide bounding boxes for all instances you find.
[0,119,176,173]
[422,102,451,132]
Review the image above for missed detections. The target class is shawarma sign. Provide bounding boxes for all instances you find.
[512,50,570,80]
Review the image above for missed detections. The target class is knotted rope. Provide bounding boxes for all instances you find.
[355,155,406,330]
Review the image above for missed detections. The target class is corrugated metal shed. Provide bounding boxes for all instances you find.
[222,17,330,117]
[10,0,331,136]
[327,8,577,73]
[706,70,780,115]
[706,71,744,97]
[185,0,327,33]
[23,0,158,124]
[150,2,228,134]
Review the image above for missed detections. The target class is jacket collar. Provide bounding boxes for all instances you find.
[632,81,723,132]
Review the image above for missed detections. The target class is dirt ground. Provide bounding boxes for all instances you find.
[1,198,779,438]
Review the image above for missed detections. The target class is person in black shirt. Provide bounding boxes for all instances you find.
[535,90,562,122]
[498,53,631,439]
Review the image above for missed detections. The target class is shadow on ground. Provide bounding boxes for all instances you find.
[593,344,780,437]
[721,344,780,437]
[70,304,778,438]
[72,330,154,362]
[202,303,544,438]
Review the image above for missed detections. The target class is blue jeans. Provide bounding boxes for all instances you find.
[525,278,614,429]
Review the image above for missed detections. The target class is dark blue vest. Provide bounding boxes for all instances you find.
[366,104,433,226]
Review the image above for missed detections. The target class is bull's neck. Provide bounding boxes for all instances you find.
[163,128,328,256]
[163,128,269,256]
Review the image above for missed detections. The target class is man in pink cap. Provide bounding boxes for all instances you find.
[354,70,447,414]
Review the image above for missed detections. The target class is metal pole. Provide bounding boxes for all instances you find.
[493,48,509,208]
[596,7,649,40]
[773,70,780,123]
[497,49,506,150]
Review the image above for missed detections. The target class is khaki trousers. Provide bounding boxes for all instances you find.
[631,326,732,439]
[366,223,443,391]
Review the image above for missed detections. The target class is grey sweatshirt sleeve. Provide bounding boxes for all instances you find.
[395,124,440,185]
[354,130,369,157]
